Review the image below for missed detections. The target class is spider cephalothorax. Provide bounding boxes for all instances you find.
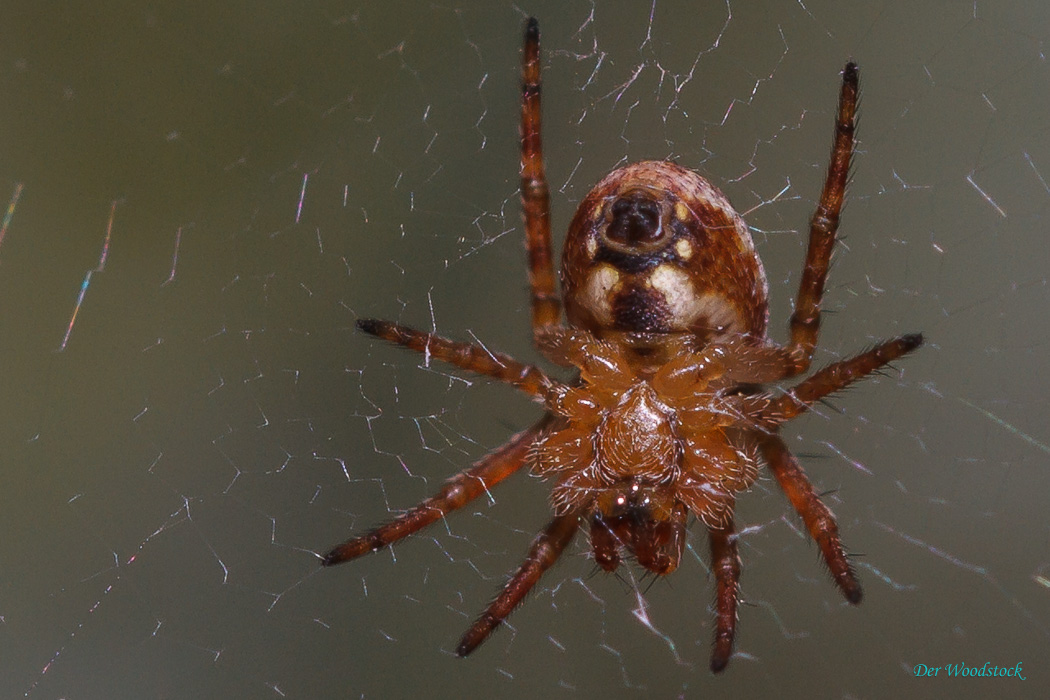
[323,18,922,672]
[533,330,761,566]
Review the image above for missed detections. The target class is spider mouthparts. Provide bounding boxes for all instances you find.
[592,498,687,576]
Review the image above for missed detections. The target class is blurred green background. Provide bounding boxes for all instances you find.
[1,1,1047,697]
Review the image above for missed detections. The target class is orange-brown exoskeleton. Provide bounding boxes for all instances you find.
[323,18,922,672]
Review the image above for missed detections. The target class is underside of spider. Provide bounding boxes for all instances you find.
[323,18,922,673]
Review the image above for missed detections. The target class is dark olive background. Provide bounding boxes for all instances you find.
[1,1,1047,698]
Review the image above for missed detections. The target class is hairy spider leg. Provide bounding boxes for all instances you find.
[788,62,859,374]
[764,432,860,604]
[355,319,564,399]
[323,416,552,565]
[521,18,561,346]
[761,333,923,426]
[457,511,581,656]
[743,333,923,603]
[709,520,741,673]
[758,434,861,603]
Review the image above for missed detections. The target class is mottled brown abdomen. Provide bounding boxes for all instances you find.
[561,161,768,344]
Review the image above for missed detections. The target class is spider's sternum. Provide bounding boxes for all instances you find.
[595,383,676,482]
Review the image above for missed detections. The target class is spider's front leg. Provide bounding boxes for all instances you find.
[709,519,741,673]
[456,511,581,656]
[758,433,861,603]
[748,333,923,599]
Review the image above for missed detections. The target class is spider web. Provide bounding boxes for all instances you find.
[2,0,1048,697]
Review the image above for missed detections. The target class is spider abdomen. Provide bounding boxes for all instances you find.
[561,161,769,344]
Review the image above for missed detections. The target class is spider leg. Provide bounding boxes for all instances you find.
[323,416,552,565]
[709,519,741,673]
[520,19,563,350]
[456,511,580,656]
[758,333,922,426]
[758,433,861,603]
[788,62,858,374]
[697,341,804,385]
[357,319,566,398]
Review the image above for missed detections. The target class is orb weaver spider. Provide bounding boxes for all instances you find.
[323,18,922,672]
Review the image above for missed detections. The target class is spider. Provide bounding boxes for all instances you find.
[323,18,922,672]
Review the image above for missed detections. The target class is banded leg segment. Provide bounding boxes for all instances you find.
[759,333,923,426]
[709,520,741,673]
[521,18,561,344]
[788,62,859,373]
[357,319,560,399]
[457,511,580,656]
[323,416,552,565]
[759,433,861,604]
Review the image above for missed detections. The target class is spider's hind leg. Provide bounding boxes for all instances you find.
[520,18,562,346]
[787,62,859,374]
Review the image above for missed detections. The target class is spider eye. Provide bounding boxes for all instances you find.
[606,193,664,248]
